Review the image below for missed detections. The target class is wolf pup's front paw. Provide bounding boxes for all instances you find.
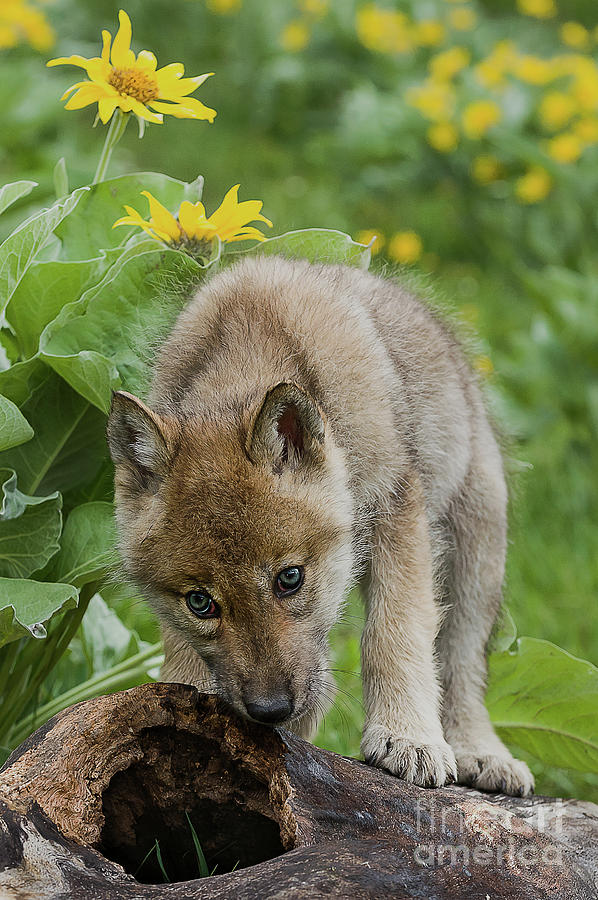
[454,749,535,797]
[361,724,458,788]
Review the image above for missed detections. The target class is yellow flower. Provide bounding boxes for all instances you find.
[206,0,242,12]
[515,167,552,203]
[471,155,502,184]
[427,121,459,152]
[356,230,385,255]
[514,55,555,85]
[547,132,583,163]
[573,117,598,144]
[462,100,501,139]
[429,46,470,81]
[281,20,310,52]
[0,0,54,51]
[388,231,423,264]
[47,9,216,125]
[475,40,518,88]
[298,0,328,18]
[448,6,477,31]
[516,0,556,18]
[113,185,273,248]
[407,80,456,121]
[414,20,445,48]
[538,91,576,131]
[560,22,590,50]
[356,4,413,55]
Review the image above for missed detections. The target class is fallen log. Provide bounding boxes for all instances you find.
[0,682,596,899]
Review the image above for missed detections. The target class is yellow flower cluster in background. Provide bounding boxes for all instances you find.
[355,229,422,264]
[205,0,242,13]
[0,0,54,51]
[517,0,556,19]
[350,2,598,206]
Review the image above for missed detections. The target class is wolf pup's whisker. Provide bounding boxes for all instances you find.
[107,255,534,796]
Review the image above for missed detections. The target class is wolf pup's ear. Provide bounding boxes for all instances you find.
[246,382,325,474]
[107,391,174,490]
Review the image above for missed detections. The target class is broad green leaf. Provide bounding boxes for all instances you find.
[81,593,148,675]
[49,501,117,588]
[0,187,88,316]
[0,365,107,497]
[0,467,57,519]
[487,637,598,773]
[40,244,202,411]
[0,395,33,451]
[55,173,202,260]
[250,228,371,269]
[7,251,122,358]
[0,577,78,647]
[0,181,37,217]
[0,468,61,578]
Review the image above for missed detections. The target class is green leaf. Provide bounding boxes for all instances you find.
[0,395,33,451]
[55,173,202,261]
[487,637,598,773]
[49,501,116,588]
[0,577,78,647]
[0,187,88,317]
[80,593,147,675]
[186,813,210,878]
[0,181,37,217]
[0,469,62,578]
[53,159,69,201]
[488,607,517,653]
[39,243,202,411]
[248,228,371,269]
[7,251,122,359]
[0,363,107,496]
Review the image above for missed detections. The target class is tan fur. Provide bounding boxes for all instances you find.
[107,255,533,795]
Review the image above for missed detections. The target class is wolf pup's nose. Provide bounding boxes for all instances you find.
[244,694,294,724]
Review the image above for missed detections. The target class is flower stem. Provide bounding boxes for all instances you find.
[93,109,130,184]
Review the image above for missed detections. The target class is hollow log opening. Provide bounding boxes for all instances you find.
[98,725,287,884]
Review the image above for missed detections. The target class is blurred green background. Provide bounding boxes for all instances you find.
[1,0,597,788]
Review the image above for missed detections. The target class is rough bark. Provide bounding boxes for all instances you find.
[0,682,596,899]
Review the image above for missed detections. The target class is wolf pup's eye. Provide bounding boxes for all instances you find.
[274,566,304,597]
[186,589,218,619]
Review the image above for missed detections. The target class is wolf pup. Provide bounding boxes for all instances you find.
[107,255,533,796]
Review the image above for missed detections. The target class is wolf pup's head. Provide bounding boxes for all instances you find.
[107,381,355,735]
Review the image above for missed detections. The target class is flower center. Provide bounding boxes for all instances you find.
[108,67,159,103]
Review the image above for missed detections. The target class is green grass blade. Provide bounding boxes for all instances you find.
[186,811,210,877]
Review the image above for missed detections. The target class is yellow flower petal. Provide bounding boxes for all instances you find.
[127,98,163,123]
[86,57,112,82]
[64,84,106,110]
[137,50,158,71]
[178,200,207,237]
[148,97,217,121]
[156,72,214,99]
[47,54,98,69]
[111,9,135,67]
[98,96,119,124]
[113,215,168,241]
[225,228,269,242]
[141,191,181,240]
[101,29,111,64]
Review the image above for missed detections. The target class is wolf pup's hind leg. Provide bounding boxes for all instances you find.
[436,434,534,797]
